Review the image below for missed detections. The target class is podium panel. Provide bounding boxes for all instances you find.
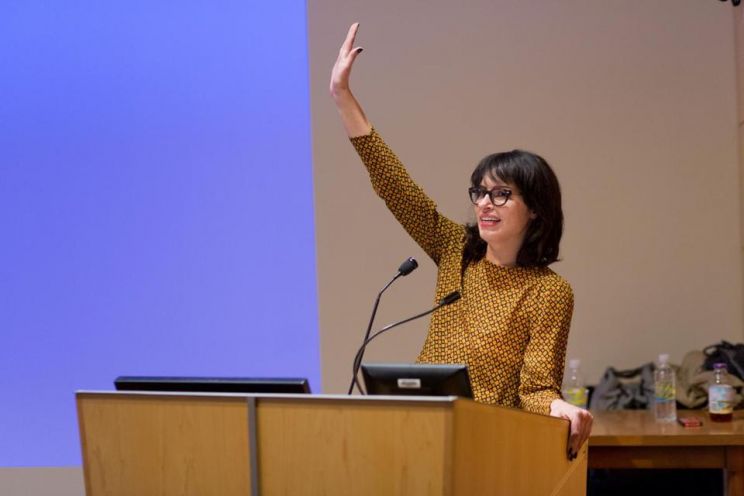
[77,394,251,496]
[452,400,587,495]
[77,392,586,496]
[256,398,452,494]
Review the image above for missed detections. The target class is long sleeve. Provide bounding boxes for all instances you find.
[350,128,463,265]
[518,277,574,414]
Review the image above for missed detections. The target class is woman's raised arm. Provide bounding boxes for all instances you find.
[330,23,372,138]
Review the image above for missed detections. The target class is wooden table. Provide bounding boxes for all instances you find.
[589,410,744,496]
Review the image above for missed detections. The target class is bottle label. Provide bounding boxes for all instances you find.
[709,384,735,414]
[564,387,588,409]
[655,382,675,402]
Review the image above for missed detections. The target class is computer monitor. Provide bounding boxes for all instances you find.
[114,376,311,394]
[361,363,473,398]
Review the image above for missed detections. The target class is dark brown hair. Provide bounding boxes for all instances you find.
[462,149,563,268]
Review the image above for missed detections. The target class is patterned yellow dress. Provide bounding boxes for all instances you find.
[351,128,573,414]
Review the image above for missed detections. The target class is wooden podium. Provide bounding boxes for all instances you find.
[76,392,587,495]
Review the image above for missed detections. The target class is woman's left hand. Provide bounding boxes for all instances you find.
[549,398,593,460]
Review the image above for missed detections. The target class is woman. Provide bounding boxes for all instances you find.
[331,23,592,459]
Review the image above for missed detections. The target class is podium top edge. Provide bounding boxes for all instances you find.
[75,390,463,403]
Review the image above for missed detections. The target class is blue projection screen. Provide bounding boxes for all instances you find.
[0,1,318,466]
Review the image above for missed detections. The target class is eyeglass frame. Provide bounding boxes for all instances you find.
[467,186,513,206]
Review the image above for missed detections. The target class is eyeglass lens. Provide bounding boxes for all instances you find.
[468,187,510,206]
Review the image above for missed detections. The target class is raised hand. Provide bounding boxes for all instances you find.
[329,23,371,137]
[330,23,364,99]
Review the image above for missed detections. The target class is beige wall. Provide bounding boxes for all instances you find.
[0,468,83,496]
[737,5,744,316]
[310,0,742,392]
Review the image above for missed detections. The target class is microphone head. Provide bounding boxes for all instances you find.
[398,257,418,276]
[439,291,461,306]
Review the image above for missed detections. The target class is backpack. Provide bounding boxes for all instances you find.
[589,363,656,411]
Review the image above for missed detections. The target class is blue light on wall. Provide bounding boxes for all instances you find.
[0,1,318,466]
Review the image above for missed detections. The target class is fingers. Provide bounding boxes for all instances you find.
[567,410,593,460]
[578,410,593,447]
[334,23,363,73]
[340,22,360,56]
[331,23,364,95]
[567,434,579,459]
[348,46,364,65]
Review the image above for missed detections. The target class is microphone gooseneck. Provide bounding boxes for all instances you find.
[347,257,419,395]
[351,290,461,395]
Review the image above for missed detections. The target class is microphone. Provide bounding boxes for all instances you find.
[347,257,419,394]
[351,290,462,395]
[439,291,461,305]
[398,257,418,276]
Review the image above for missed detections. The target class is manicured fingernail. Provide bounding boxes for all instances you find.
[357,48,364,53]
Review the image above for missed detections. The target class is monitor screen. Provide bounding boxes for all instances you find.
[361,363,473,398]
[114,376,311,394]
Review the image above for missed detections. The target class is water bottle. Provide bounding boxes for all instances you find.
[654,353,677,422]
[562,359,588,409]
[709,362,734,422]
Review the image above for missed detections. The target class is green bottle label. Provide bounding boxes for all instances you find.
[564,387,587,408]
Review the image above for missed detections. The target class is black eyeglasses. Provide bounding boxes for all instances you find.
[468,186,512,206]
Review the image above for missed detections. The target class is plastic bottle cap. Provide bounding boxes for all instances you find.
[568,359,581,369]
[658,353,670,364]
[713,363,728,370]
